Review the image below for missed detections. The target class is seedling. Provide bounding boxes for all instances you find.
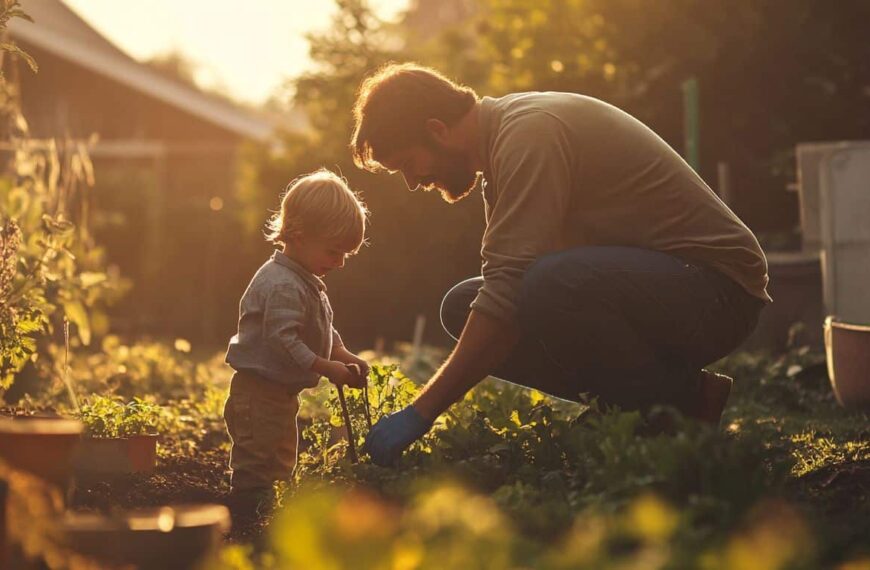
[77,395,163,438]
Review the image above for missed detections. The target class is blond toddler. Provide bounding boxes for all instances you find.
[223,169,369,513]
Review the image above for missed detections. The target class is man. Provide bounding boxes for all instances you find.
[352,63,769,466]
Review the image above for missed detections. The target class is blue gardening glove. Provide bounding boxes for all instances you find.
[363,405,433,466]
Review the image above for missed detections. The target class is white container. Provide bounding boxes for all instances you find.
[818,145,870,323]
[796,141,870,253]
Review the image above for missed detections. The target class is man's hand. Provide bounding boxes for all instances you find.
[362,310,517,465]
[363,405,433,466]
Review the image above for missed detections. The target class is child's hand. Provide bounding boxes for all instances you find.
[344,363,370,387]
[333,346,371,380]
[346,354,371,380]
[324,360,365,389]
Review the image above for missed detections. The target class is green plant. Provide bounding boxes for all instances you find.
[0,0,129,398]
[34,335,228,403]
[0,1,36,79]
[45,342,867,567]
[77,395,164,438]
[0,1,41,391]
[300,363,419,469]
[0,218,45,387]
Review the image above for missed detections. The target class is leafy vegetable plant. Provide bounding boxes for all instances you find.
[77,395,164,438]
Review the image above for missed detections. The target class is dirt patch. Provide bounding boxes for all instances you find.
[70,445,271,541]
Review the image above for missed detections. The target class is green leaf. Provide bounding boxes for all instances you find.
[79,271,107,289]
[0,42,37,72]
[62,300,91,345]
[41,214,75,237]
[16,315,43,335]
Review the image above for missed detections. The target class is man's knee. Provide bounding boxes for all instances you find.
[440,277,482,340]
[518,255,564,333]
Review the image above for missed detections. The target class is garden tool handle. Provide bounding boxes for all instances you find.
[336,384,358,463]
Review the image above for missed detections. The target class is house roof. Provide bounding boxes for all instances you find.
[8,0,278,142]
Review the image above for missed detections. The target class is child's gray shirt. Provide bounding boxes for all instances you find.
[225,251,342,389]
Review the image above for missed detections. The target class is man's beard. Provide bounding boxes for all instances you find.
[422,146,480,203]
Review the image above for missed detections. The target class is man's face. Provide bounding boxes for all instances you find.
[383,142,479,203]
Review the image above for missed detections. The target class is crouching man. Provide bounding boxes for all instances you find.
[352,63,770,465]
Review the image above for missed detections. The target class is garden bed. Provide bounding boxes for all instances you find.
[4,347,869,568]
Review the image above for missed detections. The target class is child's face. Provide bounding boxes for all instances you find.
[286,234,357,277]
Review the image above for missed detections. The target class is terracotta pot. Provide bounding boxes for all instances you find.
[62,504,230,569]
[0,479,7,568]
[74,434,158,475]
[0,417,83,488]
[824,317,870,409]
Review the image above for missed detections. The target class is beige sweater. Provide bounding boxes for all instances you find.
[471,92,771,323]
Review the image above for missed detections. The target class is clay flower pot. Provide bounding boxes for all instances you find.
[0,417,83,488]
[62,504,230,568]
[824,316,870,409]
[74,433,158,476]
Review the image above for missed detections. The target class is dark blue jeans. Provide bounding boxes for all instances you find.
[440,247,764,412]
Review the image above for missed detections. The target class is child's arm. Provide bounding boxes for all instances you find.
[264,285,320,371]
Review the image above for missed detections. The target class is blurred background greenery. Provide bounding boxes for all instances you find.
[5,0,869,359]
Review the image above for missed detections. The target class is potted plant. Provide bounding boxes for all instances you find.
[824,316,870,409]
[0,414,83,489]
[73,396,163,475]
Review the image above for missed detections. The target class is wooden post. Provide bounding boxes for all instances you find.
[411,314,426,364]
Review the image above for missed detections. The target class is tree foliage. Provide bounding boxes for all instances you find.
[467,0,870,226]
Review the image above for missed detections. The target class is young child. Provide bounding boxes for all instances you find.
[223,168,369,515]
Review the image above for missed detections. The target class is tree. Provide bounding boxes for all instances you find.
[467,0,870,229]
[145,50,200,87]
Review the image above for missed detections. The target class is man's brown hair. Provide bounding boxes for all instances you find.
[351,62,478,172]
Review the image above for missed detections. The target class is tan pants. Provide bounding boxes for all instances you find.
[223,371,300,491]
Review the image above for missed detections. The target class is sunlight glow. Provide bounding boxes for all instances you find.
[62,0,409,104]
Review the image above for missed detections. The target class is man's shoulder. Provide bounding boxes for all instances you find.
[485,92,588,143]
[487,91,599,117]
[484,94,582,159]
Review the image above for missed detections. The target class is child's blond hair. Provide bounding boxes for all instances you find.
[266,169,368,251]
